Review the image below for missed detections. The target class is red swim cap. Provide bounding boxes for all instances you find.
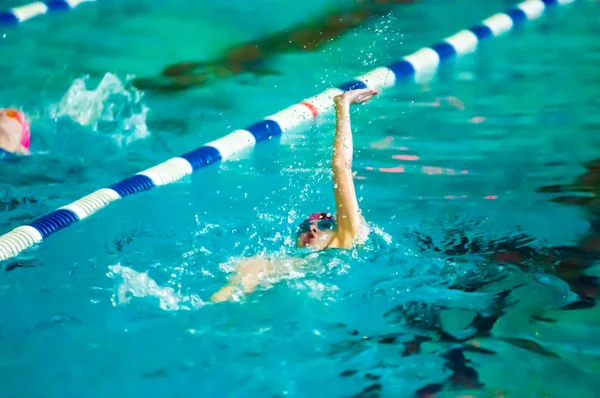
[306,212,334,222]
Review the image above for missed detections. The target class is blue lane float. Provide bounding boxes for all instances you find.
[0,0,94,26]
[0,0,577,262]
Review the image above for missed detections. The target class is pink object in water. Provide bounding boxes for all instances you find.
[306,212,334,222]
[392,155,419,161]
[5,109,30,149]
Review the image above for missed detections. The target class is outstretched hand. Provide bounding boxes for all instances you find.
[334,88,379,106]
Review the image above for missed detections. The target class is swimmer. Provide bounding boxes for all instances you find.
[0,108,30,157]
[210,88,378,303]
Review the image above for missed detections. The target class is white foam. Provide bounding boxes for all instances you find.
[53,73,150,147]
[107,264,206,311]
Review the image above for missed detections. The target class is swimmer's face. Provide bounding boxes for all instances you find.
[296,217,336,250]
[0,112,24,153]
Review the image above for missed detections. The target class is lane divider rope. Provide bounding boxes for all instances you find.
[0,0,93,26]
[0,0,576,262]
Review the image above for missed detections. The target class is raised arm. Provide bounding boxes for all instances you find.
[331,88,378,247]
[210,256,305,303]
[210,257,273,303]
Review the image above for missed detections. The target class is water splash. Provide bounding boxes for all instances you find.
[107,264,205,311]
[52,73,150,146]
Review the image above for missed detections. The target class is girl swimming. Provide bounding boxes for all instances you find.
[210,87,378,303]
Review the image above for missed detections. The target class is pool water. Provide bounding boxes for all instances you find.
[2,0,600,396]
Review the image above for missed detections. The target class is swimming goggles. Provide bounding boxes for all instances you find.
[297,212,336,234]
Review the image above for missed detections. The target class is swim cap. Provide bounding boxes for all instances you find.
[306,212,334,222]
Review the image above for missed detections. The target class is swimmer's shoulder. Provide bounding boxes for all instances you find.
[328,216,370,250]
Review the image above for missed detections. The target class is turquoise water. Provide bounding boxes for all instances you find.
[2,0,600,396]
